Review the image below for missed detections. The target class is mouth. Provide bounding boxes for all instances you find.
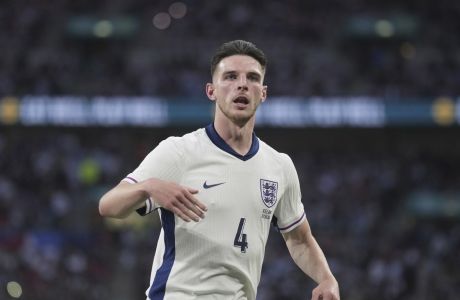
[233,96,250,106]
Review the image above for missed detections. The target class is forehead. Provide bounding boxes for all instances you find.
[215,55,264,75]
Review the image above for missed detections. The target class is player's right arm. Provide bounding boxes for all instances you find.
[98,178,207,221]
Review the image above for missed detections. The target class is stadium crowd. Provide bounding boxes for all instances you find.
[0,128,459,299]
[1,0,460,98]
[1,0,460,299]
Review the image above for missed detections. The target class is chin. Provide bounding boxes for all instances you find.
[230,113,254,126]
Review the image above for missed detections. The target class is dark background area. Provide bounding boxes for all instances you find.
[1,0,460,299]
[1,125,459,299]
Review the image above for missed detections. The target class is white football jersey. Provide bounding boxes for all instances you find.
[123,124,306,300]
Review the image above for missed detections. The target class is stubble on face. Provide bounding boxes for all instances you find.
[211,55,267,127]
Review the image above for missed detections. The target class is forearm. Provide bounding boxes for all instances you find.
[284,220,340,299]
[283,220,337,284]
[99,180,149,218]
[287,233,335,284]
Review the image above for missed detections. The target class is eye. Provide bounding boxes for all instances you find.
[248,74,261,82]
[225,73,237,80]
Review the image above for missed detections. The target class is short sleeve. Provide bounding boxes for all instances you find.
[124,137,184,183]
[122,137,184,216]
[272,154,306,233]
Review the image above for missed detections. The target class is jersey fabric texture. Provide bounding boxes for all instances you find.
[123,124,306,300]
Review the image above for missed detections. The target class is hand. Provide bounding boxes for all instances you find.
[142,178,207,222]
[311,277,340,300]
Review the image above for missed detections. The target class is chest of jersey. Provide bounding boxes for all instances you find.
[183,151,283,218]
[175,150,284,259]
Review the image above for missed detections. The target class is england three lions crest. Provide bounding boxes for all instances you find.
[260,179,278,208]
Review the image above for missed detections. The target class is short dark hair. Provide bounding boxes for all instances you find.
[210,40,267,77]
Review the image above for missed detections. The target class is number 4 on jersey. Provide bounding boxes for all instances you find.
[234,218,248,253]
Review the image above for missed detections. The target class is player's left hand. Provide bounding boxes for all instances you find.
[311,277,340,300]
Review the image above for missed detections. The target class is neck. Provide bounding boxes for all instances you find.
[213,116,255,156]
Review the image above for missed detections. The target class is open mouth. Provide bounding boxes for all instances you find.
[233,96,249,105]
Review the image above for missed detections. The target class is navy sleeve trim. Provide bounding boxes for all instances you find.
[278,212,306,231]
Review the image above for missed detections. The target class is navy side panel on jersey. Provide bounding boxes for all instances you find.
[149,209,175,300]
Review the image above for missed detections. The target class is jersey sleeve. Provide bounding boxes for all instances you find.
[272,154,306,233]
[122,137,184,216]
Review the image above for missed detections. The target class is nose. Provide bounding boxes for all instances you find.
[237,76,248,91]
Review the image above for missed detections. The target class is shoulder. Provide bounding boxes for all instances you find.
[160,128,206,148]
[258,138,294,167]
[141,128,206,168]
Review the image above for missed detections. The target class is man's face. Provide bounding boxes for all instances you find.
[206,55,267,126]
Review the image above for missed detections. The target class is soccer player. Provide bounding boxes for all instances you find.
[99,40,340,300]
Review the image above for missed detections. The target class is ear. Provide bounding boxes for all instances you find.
[261,85,268,103]
[206,83,217,101]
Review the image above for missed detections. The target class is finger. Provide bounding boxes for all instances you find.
[178,193,205,218]
[181,196,206,219]
[318,293,328,300]
[311,289,320,300]
[186,191,207,212]
[171,206,191,222]
[190,195,208,211]
[187,187,199,194]
[175,200,201,222]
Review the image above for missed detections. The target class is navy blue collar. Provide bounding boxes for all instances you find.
[205,123,259,161]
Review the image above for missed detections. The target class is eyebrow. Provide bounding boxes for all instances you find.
[222,71,237,76]
[222,70,262,79]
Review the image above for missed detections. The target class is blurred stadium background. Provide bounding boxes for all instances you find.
[1,0,460,299]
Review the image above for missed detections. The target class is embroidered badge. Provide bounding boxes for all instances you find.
[260,179,278,208]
